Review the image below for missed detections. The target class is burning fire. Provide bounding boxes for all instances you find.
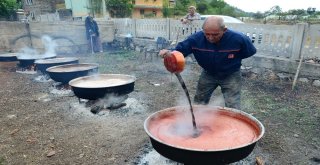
[16,63,37,74]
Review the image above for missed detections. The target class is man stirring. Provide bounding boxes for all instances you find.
[160,16,256,109]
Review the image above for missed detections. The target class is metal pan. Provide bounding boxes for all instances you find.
[35,57,79,74]
[0,53,19,62]
[69,74,136,100]
[17,54,57,68]
[46,63,99,84]
[144,105,265,165]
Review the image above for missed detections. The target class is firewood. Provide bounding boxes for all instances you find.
[256,156,265,165]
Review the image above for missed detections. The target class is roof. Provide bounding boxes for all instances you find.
[133,5,162,9]
[200,15,244,23]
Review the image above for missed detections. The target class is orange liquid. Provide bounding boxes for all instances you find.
[148,108,259,150]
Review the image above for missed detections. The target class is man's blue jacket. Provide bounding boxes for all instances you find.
[175,29,257,78]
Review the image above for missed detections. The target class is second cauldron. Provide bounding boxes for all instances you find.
[69,74,136,100]
[35,57,79,74]
[46,63,99,84]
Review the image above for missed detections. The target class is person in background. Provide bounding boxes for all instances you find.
[159,16,257,109]
[85,15,103,53]
[180,6,201,61]
[181,6,201,24]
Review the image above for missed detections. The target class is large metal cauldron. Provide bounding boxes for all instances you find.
[144,105,265,165]
[17,54,57,68]
[0,53,19,62]
[35,57,79,74]
[46,63,99,84]
[69,74,136,100]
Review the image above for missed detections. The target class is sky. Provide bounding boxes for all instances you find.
[224,0,320,13]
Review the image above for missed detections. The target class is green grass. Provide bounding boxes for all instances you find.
[83,51,139,73]
[242,81,320,143]
[0,156,6,165]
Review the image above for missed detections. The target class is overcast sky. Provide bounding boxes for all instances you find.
[224,0,320,13]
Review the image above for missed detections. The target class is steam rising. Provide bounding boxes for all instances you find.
[168,70,225,137]
[94,94,128,109]
[42,35,57,58]
[17,35,57,59]
[137,149,176,165]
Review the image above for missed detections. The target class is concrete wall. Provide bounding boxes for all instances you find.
[112,18,320,79]
[114,36,320,80]
[0,22,28,51]
[1,19,320,80]
[113,19,320,60]
[0,20,114,54]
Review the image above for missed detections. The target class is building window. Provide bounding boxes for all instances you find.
[140,9,144,15]
[25,0,33,5]
[153,11,156,16]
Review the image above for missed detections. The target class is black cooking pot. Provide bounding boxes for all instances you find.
[35,57,79,74]
[46,63,99,84]
[18,59,36,67]
[0,53,19,62]
[144,106,265,165]
[17,54,57,68]
[69,74,136,100]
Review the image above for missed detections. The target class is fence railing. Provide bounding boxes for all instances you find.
[113,18,320,60]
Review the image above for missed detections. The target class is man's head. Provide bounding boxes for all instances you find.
[188,6,196,15]
[202,16,227,43]
[87,13,94,20]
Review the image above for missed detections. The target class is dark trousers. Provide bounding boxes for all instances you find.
[194,70,242,109]
[88,36,102,53]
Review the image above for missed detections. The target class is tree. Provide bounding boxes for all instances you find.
[288,9,306,20]
[0,0,20,20]
[252,12,264,19]
[162,6,171,17]
[162,0,172,17]
[260,5,282,23]
[221,5,236,17]
[209,0,226,14]
[105,0,133,18]
[196,2,209,14]
[307,7,316,15]
[179,0,191,10]
[209,0,225,8]
[269,5,282,15]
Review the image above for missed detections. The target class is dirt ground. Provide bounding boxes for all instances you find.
[0,51,319,165]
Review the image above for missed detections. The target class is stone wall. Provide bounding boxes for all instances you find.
[114,36,320,87]
[1,20,320,85]
[0,20,114,54]
[0,22,28,51]
[111,18,320,84]
[113,19,320,60]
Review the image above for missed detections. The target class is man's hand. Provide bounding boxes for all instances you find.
[181,18,189,24]
[159,49,171,58]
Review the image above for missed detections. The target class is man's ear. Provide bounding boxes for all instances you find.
[223,27,227,32]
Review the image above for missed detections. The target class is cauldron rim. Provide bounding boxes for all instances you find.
[17,54,57,60]
[35,57,79,64]
[46,63,99,73]
[69,74,136,89]
[0,53,19,62]
[0,53,21,57]
[144,105,265,152]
